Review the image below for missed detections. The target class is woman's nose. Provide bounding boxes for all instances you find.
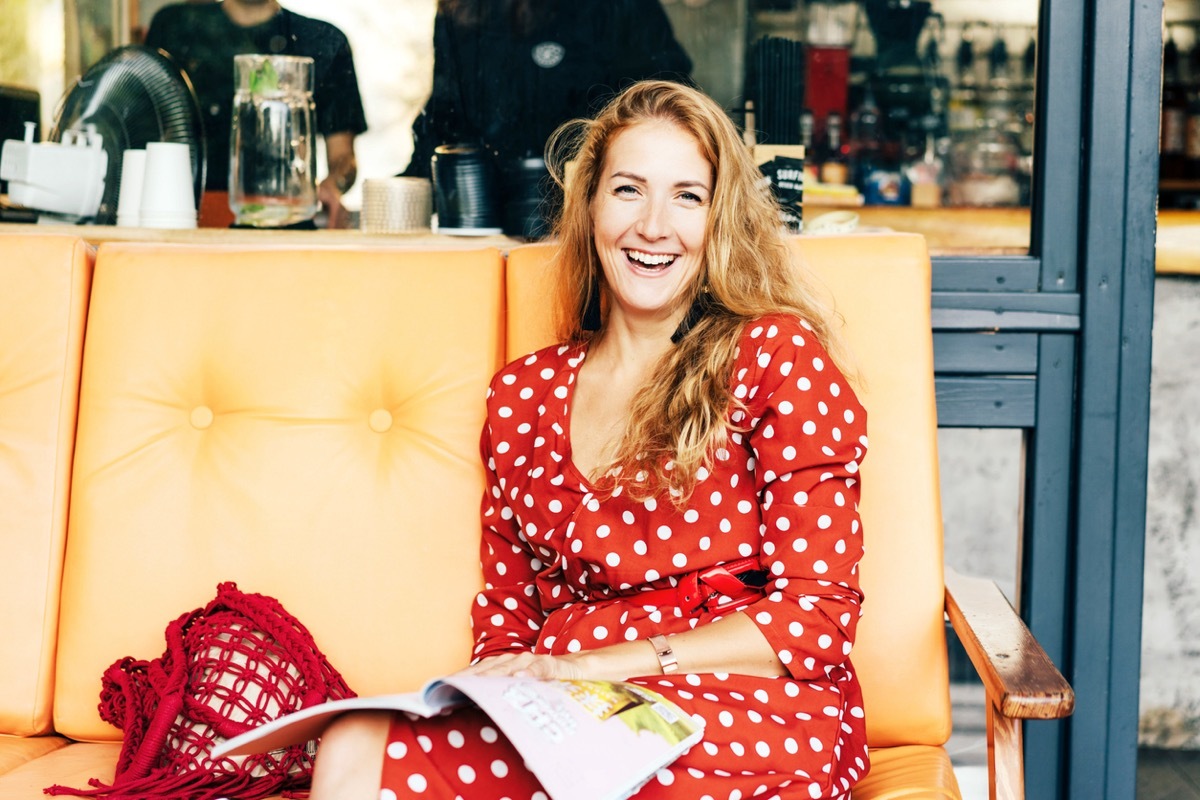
[635,198,668,240]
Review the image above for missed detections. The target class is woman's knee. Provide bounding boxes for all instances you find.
[309,711,393,800]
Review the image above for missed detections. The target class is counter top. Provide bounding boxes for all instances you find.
[2,207,1196,273]
[0,222,517,250]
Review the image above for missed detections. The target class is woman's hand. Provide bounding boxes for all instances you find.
[455,652,585,681]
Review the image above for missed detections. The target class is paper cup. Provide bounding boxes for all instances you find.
[140,142,196,226]
[115,149,146,227]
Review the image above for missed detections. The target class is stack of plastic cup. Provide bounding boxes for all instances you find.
[360,177,433,233]
[137,142,197,229]
[115,149,146,228]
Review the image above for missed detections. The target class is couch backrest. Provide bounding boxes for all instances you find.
[0,234,93,737]
[505,234,951,748]
[54,243,505,740]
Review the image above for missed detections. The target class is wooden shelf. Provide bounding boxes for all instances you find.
[1159,179,1200,192]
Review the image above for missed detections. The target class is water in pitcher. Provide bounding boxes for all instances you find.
[229,55,319,227]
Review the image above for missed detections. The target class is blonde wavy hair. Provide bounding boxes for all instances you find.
[545,80,853,500]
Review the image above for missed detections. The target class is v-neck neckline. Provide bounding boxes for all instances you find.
[557,341,603,493]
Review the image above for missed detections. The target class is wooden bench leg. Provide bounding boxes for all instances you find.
[988,699,1024,800]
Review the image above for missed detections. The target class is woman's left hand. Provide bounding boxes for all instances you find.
[454,652,584,681]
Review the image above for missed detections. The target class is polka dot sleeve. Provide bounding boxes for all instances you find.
[733,315,868,682]
[468,377,548,663]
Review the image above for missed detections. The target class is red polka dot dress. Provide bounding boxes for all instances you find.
[379,314,870,799]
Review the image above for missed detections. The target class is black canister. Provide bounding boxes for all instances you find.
[500,157,558,241]
[431,144,500,232]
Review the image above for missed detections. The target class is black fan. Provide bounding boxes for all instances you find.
[50,45,205,225]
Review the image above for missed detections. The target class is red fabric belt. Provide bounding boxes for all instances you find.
[632,557,767,614]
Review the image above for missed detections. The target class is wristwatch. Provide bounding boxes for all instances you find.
[648,634,678,675]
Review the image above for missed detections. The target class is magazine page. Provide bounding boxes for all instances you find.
[211,688,462,758]
[440,675,704,800]
[212,675,704,800]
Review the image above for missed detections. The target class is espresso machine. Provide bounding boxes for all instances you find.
[861,0,948,139]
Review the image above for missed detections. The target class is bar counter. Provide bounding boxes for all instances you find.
[2,207,1196,273]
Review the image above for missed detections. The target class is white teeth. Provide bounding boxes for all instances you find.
[627,250,676,267]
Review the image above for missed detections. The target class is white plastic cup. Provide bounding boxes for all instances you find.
[115,149,146,227]
[139,142,196,228]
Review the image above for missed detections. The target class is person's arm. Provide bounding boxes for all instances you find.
[460,611,783,681]
[468,370,557,662]
[318,132,357,228]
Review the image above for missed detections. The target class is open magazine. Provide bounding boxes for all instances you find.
[212,673,704,800]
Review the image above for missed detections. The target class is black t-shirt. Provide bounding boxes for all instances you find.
[145,3,367,190]
[402,0,692,181]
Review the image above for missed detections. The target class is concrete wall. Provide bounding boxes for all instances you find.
[938,275,1200,750]
[1140,275,1200,749]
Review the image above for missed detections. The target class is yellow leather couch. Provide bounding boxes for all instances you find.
[0,231,1069,799]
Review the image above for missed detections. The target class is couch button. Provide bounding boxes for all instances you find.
[190,406,214,429]
[369,409,393,433]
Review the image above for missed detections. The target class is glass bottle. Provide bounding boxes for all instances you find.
[948,23,983,136]
[948,116,1022,207]
[849,83,883,191]
[1161,31,1188,181]
[904,115,945,207]
[1016,29,1038,157]
[819,112,851,185]
[1185,43,1200,179]
[799,109,820,186]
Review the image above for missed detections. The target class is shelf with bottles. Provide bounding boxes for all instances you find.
[1161,20,1200,203]
[747,1,1037,211]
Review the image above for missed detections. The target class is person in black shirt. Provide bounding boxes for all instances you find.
[403,0,692,237]
[145,0,367,227]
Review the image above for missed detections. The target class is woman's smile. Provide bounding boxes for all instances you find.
[625,248,678,270]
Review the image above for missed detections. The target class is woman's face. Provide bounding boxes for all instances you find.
[590,119,712,332]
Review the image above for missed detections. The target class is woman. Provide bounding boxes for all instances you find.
[311,80,869,799]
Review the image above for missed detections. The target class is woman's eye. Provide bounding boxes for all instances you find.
[679,191,703,204]
[614,184,639,196]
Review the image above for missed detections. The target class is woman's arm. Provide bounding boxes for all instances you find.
[458,611,784,681]
[318,132,357,228]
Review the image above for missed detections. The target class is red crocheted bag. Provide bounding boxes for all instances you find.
[47,582,356,800]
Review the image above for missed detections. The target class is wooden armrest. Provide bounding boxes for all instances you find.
[944,568,1075,720]
[945,569,1074,800]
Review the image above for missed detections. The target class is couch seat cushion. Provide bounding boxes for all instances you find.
[0,735,70,775]
[852,744,963,799]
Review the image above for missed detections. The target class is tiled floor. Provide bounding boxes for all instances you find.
[1137,748,1200,800]
[948,683,1200,799]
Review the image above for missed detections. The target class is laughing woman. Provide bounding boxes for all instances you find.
[310,80,870,799]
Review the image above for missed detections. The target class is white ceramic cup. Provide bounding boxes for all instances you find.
[139,142,196,228]
[115,149,146,227]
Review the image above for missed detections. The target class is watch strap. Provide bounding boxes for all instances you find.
[648,634,679,675]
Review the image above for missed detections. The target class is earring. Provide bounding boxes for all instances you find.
[670,290,713,344]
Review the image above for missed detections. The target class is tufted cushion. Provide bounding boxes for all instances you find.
[53,243,505,741]
[0,235,93,740]
[505,234,951,748]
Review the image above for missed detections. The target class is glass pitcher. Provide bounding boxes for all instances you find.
[229,55,318,227]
